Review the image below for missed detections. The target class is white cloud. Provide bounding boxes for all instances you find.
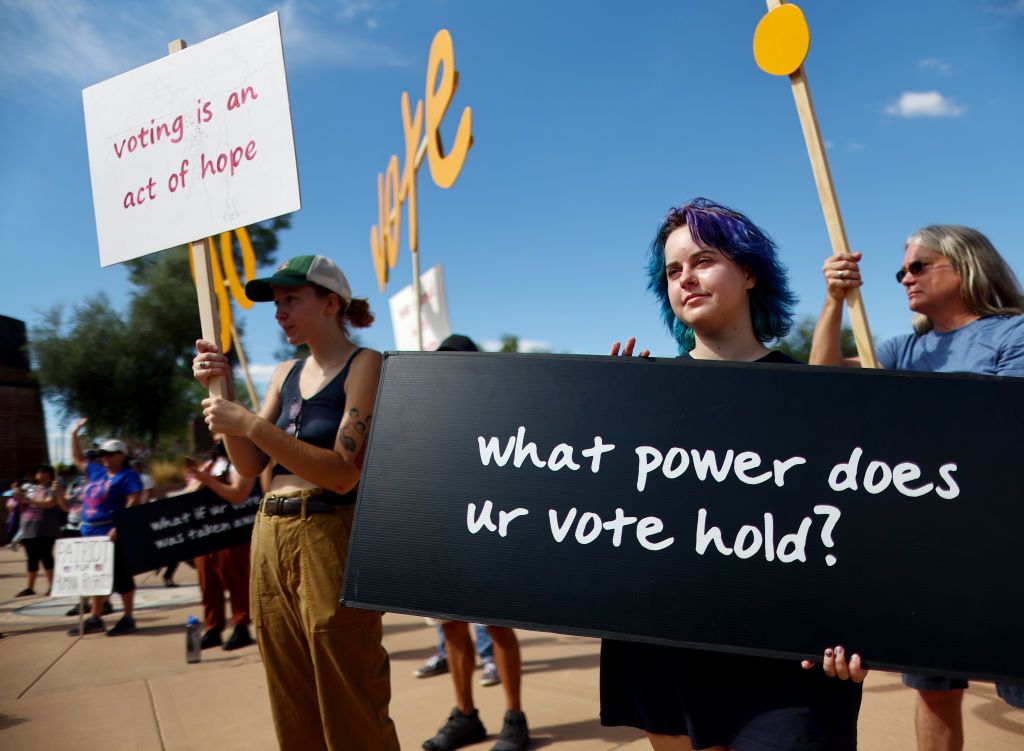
[278,0,405,69]
[247,362,278,388]
[985,0,1024,15]
[884,91,965,118]
[918,58,951,73]
[0,0,404,89]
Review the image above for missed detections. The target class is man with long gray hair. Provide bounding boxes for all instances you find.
[810,224,1024,751]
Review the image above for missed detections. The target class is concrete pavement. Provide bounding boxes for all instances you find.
[0,546,1021,750]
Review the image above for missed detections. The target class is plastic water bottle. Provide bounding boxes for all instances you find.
[186,615,202,663]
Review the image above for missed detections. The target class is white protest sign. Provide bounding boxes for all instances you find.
[51,538,114,597]
[389,264,452,351]
[82,12,300,267]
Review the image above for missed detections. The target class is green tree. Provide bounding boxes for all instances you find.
[31,218,289,450]
[499,334,519,353]
[776,315,860,364]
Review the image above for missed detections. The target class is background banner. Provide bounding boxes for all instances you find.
[115,489,258,575]
[342,352,1024,682]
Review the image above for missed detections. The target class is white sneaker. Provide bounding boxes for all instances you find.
[480,660,501,686]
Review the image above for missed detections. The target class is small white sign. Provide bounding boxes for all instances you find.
[389,264,452,351]
[52,538,115,597]
[82,12,300,266]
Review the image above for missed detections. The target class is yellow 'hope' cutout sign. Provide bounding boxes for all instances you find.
[188,226,257,353]
[753,3,810,77]
[370,29,473,292]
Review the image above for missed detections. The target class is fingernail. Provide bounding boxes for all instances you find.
[825,648,834,658]
[835,645,844,656]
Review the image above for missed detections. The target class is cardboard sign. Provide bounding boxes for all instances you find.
[52,538,114,597]
[388,264,452,351]
[343,352,1024,682]
[114,489,258,575]
[82,12,300,266]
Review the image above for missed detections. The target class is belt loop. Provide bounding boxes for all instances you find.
[300,495,308,521]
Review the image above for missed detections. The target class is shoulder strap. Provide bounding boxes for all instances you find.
[338,347,365,381]
[278,359,305,401]
[318,347,365,402]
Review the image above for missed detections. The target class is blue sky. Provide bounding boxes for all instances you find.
[2,0,1023,455]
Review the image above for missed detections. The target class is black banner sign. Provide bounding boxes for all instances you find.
[342,352,1024,682]
[115,489,258,575]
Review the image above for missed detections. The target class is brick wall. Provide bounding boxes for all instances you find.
[0,322,49,485]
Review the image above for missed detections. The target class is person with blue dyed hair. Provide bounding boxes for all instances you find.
[603,198,865,751]
[645,197,796,356]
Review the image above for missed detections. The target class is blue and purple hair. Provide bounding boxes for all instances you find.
[647,197,796,352]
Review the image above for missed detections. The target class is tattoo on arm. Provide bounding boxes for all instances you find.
[340,407,365,454]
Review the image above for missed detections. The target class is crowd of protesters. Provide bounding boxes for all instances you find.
[5,205,1022,751]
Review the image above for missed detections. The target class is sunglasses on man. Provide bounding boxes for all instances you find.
[896,259,950,284]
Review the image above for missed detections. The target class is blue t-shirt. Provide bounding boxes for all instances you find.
[877,315,1024,377]
[86,461,105,482]
[80,468,143,535]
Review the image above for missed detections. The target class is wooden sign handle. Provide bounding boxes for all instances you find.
[169,38,229,396]
[191,237,228,398]
[762,1,879,368]
[230,318,260,409]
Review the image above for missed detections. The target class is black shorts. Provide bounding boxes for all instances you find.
[112,539,136,595]
[81,528,135,595]
[22,537,55,572]
[901,673,969,692]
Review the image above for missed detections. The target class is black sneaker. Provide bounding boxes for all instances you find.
[414,653,449,678]
[222,625,253,651]
[65,600,114,617]
[422,707,486,751]
[68,616,105,636]
[201,629,223,649]
[106,615,136,636]
[491,710,529,751]
[15,588,35,597]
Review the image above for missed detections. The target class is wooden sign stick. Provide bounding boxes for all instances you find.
[169,39,228,396]
[229,318,260,409]
[412,138,428,350]
[758,1,879,368]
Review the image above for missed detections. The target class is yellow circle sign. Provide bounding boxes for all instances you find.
[753,4,810,77]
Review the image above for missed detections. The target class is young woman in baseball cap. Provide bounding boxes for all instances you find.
[193,254,398,750]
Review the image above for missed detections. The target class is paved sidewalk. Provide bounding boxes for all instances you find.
[0,546,1021,749]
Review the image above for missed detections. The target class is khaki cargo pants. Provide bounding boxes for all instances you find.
[251,503,399,750]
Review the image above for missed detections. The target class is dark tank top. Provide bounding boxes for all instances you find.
[271,349,365,501]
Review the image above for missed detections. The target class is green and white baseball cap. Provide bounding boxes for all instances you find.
[245,255,352,303]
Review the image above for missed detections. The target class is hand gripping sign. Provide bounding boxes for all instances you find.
[82,12,300,396]
[753,2,878,367]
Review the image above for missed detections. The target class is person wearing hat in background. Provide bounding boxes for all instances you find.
[423,333,530,751]
[193,255,399,750]
[68,435,143,636]
[15,464,63,597]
